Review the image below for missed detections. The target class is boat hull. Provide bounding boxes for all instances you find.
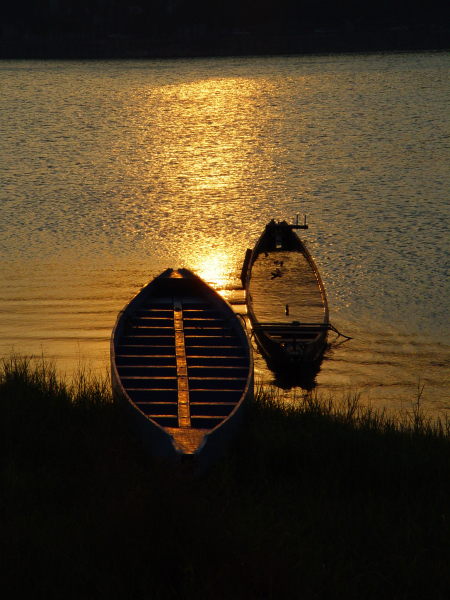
[111,268,254,474]
[245,221,329,370]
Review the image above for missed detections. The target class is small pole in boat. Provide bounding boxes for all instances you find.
[296,213,299,226]
[285,304,289,316]
[304,214,307,226]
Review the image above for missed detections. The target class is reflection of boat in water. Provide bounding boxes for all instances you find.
[243,218,330,370]
[111,268,254,474]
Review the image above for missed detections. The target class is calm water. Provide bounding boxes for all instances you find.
[1,54,449,414]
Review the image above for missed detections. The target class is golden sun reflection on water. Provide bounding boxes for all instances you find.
[117,73,281,260]
[177,243,242,291]
[135,76,273,202]
[190,250,231,288]
[184,246,248,308]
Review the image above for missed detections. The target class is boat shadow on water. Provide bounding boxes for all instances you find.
[268,333,351,391]
[265,348,328,392]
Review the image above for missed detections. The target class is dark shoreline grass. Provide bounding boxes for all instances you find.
[1,355,450,599]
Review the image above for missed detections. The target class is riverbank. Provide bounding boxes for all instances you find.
[1,354,450,598]
[1,28,449,59]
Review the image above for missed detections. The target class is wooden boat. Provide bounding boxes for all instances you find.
[111,268,254,473]
[243,218,330,369]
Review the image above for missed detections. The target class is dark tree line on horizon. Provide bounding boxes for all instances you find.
[2,0,449,40]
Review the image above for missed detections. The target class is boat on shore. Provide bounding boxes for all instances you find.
[111,268,254,474]
[242,218,330,370]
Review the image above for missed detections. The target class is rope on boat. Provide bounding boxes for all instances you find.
[236,313,248,330]
[328,323,353,341]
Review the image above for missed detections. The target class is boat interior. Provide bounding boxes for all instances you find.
[248,249,326,326]
[114,292,250,433]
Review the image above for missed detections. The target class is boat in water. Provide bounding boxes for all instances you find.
[111,268,254,474]
[243,218,330,370]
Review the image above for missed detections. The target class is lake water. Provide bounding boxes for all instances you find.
[1,53,449,415]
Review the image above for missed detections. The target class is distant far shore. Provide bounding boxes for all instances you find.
[1,28,449,60]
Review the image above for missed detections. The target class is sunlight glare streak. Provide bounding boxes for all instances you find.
[184,248,234,290]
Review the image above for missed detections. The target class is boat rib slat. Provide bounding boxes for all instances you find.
[188,368,249,378]
[187,356,249,367]
[184,328,231,336]
[127,388,245,395]
[185,346,246,357]
[120,336,175,345]
[135,403,178,417]
[114,356,176,366]
[128,328,176,336]
[117,366,177,376]
[116,346,175,355]
[189,402,237,406]
[184,337,241,347]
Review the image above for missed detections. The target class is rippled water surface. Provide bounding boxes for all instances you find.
[1,54,449,413]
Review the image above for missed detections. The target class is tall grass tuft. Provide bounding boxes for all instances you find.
[1,355,450,599]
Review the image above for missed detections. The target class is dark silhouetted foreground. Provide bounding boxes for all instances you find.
[1,355,450,598]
